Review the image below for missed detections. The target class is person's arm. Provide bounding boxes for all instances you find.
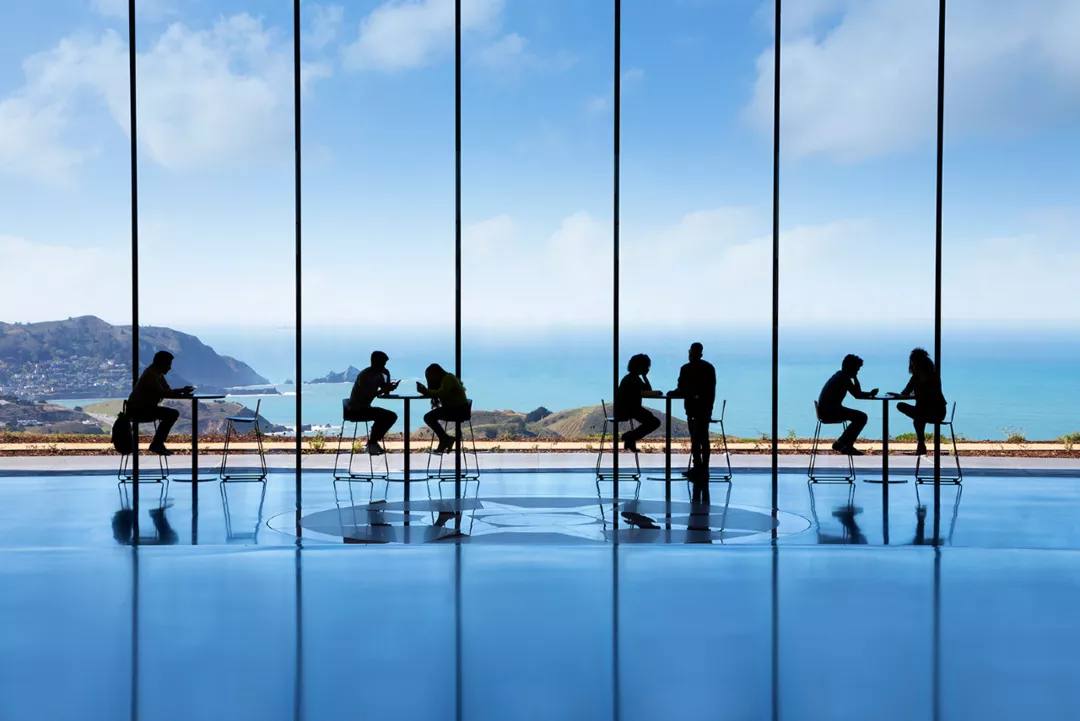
[376,372,399,396]
[640,375,662,398]
[849,377,878,400]
[898,376,916,399]
[675,366,687,397]
[160,375,193,399]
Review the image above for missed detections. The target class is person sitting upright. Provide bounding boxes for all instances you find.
[614,353,662,453]
[817,354,877,456]
[417,363,469,454]
[344,350,400,455]
[895,347,947,457]
[677,342,717,479]
[128,350,193,456]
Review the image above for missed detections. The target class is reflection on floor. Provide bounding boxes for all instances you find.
[0,468,1075,549]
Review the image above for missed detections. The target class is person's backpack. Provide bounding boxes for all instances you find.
[111,411,133,455]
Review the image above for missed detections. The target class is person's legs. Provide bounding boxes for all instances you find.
[424,407,454,448]
[621,408,660,448]
[688,407,713,469]
[831,407,867,450]
[897,403,943,455]
[368,407,397,444]
[149,406,179,450]
[896,401,924,449]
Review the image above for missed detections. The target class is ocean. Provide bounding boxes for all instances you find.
[55,326,1080,441]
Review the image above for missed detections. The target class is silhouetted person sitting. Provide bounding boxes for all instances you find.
[816,503,868,545]
[128,350,193,456]
[895,347,947,457]
[677,342,716,494]
[417,363,469,454]
[344,350,400,455]
[112,506,178,545]
[817,354,877,456]
[614,354,662,453]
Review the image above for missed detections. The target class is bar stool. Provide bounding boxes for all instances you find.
[914,401,962,484]
[333,399,391,505]
[808,400,856,483]
[117,401,170,507]
[426,400,480,481]
[595,400,642,501]
[424,400,481,534]
[219,398,268,482]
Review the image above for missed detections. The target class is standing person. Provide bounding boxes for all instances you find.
[677,342,717,481]
[895,347,947,456]
[417,363,469,454]
[127,350,193,456]
[344,350,400,455]
[614,354,662,452]
[817,354,878,456]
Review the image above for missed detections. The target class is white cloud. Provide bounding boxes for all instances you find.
[586,67,644,116]
[0,235,130,323]
[0,14,332,179]
[474,32,525,69]
[0,223,300,327]
[463,213,516,253]
[0,94,87,186]
[305,4,345,51]
[92,0,174,22]
[473,33,576,75]
[344,0,504,71]
[6,207,1079,330]
[746,0,1080,162]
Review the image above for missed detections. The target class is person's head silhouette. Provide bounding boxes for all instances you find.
[371,350,389,370]
[425,363,448,389]
[628,354,651,376]
[152,350,174,373]
[908,347,934,376]
[841,354,863,378]
[689,342,704,361]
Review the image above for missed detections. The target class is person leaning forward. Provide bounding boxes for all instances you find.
[127,350,193,456]
[417,364,469,454]
[816,354,878,456]
[344,350,400,455]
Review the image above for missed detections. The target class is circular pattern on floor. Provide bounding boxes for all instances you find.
[270,496,810,544]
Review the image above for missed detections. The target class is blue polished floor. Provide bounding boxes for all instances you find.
[2,470,1080,719]
[0,469,1076,549]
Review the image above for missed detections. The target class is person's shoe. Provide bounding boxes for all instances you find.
[435,438,456,454]
[846,446,865,456]
[831,441,849,454]
[623,440,639,453]
[366,440,385,455]
[148,443,173,456]
[915,443,928,456]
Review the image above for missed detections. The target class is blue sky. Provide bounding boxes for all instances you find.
[1,0,1079,334]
